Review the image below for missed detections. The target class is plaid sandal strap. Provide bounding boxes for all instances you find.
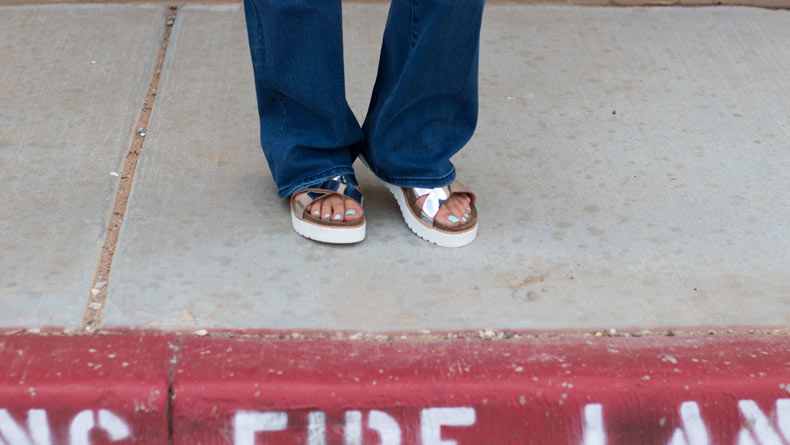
[292,175,363,218]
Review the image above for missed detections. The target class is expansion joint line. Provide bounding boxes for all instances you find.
[81,5,179,333]
[166,335,181,444]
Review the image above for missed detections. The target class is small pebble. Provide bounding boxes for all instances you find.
[89,302,102,310]
[609,328,617,336]
[109,172,119,177]
[707,330,717,336]
[94,281,107,289]
[194,329,208,336]
[480,329,496,339]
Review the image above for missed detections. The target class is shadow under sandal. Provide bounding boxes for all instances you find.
[387,181,478,248]
[290,174,366,244]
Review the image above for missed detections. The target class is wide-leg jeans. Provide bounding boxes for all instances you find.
[243,0,485,198]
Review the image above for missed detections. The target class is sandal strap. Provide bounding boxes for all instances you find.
[405,180,476,225]
[292,174,363,217]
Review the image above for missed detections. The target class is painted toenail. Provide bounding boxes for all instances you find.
[333,214,342,220]
[345,209,356,216]
[323,213,331,219]
[466,207,471,211]
[313,210,320,216]
[448,215,460,223]
[464,213,470,218]
[462,217,468,222]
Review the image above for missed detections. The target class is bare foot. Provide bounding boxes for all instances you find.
[301,193,364,223]
[413,192,473,227]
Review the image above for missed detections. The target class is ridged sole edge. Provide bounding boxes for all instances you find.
[291,211,366,244]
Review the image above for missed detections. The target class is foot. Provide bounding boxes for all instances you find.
[386,181,477,248]
[414,192,473,228]
[301,193,364,223]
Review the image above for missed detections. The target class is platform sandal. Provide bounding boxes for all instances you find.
[290,174,366,244]
[386,181,477,248]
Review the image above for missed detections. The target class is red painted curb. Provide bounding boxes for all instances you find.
[174,335,790,445]
[0,333,173,444]
[1,332,789,444]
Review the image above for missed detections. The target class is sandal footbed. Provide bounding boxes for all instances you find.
[301,212,365,227]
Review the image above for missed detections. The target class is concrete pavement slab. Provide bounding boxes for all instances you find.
[0,5,166,327]
[105,5,790,330]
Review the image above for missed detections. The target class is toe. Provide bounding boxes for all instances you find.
[343,198,363,222]
[458,195,473,221]
[455,193,472,210]
[441,194,472,227]
[448,197,467,218]
[320,198,334,221]
[435,205,462,227]
[307,201,321,219]
[457,193,473,217]
[330,197,345,222]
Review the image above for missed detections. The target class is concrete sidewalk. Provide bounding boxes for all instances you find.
[1,3,789,444]
[2,3,788,332]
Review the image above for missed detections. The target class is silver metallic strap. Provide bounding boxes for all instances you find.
[406,186,451,223]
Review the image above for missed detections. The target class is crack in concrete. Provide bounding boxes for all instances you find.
[81,5,179,334]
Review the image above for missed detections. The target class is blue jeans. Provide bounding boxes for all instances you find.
[243,0,485,198]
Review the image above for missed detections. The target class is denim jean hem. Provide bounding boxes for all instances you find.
[361,154,457,189]
[277,166,357,199]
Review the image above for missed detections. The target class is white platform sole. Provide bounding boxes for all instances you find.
[386,184,477,248]
[291,211,365,244]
